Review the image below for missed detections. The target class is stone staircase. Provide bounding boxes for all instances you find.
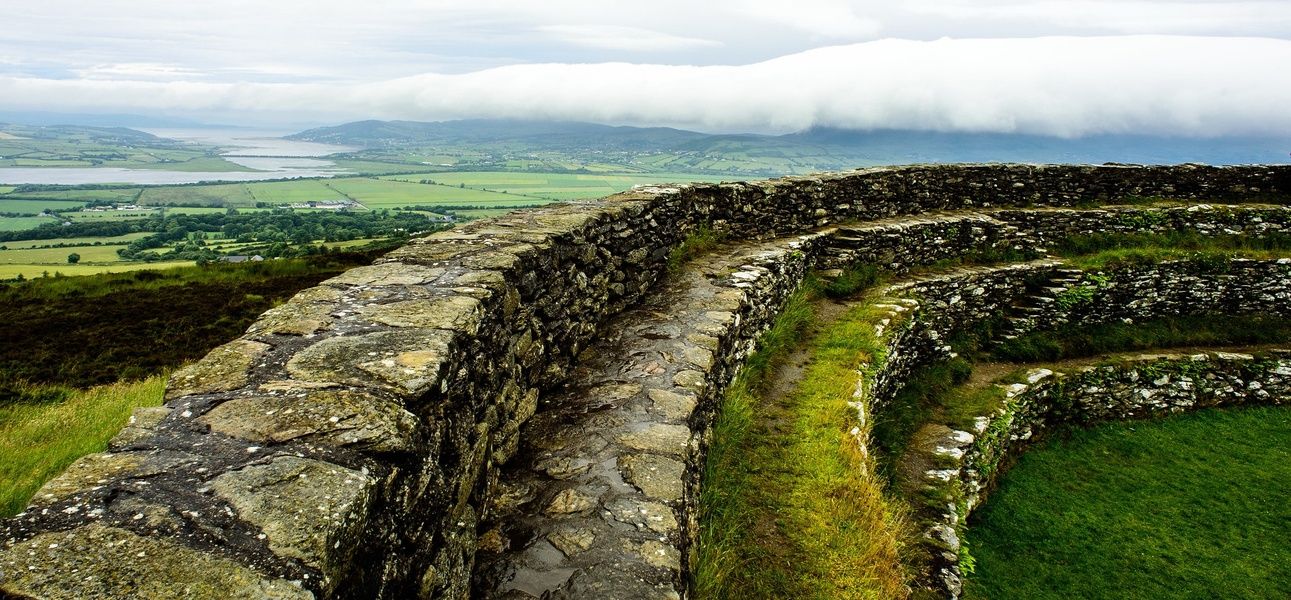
[990,267,1085,344]
[471,235,819,599]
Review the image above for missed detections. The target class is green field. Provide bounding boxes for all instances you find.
[1,232,151,249]
[62,209,157,222]
[0,245,130,265]
[0,198,87,213]
[1,188,141,202]
[0,260,194,280]
[0,216,57,231]
[138,183,254,206]
[246,179,348,204]
[381,171,726,201]
[326,177,526,208]
[966,405,1291,599]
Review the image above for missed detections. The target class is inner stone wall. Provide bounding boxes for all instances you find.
[2,164,1289,600]
[860,259,1291,599]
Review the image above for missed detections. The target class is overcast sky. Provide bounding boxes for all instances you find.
[2,1,1290,135]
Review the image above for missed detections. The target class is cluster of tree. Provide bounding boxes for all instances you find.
[115,209,446,262]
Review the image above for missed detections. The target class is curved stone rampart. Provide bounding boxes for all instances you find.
[904,351,1290,598]
[2,164,1289,599]
[856,259,1291,598]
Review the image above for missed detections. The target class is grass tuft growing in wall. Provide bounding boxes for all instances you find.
[667,226,726,274]
[0,376,165,517]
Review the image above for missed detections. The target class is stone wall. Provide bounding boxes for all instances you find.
[926,352,1291,597]
[820,203,1291,273]
[862,259,1291,599]
[2,164,1290,600]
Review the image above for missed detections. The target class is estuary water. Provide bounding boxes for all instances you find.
[0,128,360,185]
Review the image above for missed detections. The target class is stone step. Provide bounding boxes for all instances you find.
[472,237,810,599]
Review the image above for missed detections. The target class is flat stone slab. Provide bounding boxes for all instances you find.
[0,523,312,599]
[211,456,376,590]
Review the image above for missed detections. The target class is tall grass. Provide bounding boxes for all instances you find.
[0,376,165,517]
[993,315,1291,363]
[1052,231,1291,270]
[697,281,911,599]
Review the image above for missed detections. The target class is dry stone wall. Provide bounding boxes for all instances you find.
[866,259,1291,599]
[908,352,1291,599]
[2,164,1290,600]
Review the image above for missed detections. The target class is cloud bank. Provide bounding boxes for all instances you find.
[2,36,1289,137]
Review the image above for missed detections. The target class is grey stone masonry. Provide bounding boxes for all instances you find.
[902,351,1291,599]
[858,259,1291,599]
[2,164,1289,600]
[473,233,823,599]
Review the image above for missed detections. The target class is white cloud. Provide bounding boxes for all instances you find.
[73,63,207,81]
[2,1,1287,85]
[733,0,884,37]
[907,1,1291,35]
[0,36,1288,138]
[537,25,722,51]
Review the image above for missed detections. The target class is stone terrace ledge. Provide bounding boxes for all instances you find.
[1,164,1290,600]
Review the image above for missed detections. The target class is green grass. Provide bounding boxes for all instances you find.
[870,359,974,478]
[0,216,57,232]
[823,263,883,298]
[326,176,535,209]
[61,209,158,221]
[0,244,129,265]
[1,188,141,202]
[0,376,166,517]
[0,232,151,249]
[993,315,1291,363]
[697,280,911,599]
[245,179,349,205]
[137,183,254,207]
[965,405,1291,600]
[0,261,193,281]
[667,226,726,273]
[1052,231,1291,270]
[380,171,725,201]
[0,198,86,213]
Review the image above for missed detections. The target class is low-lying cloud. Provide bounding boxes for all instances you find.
[2,36,1288,137]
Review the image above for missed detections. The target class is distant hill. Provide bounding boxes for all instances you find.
[288,119,710,151]
[285,116,1291,172]
[0,122,166,145]
[295,118,1291,167]
[786,128,1291,166]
